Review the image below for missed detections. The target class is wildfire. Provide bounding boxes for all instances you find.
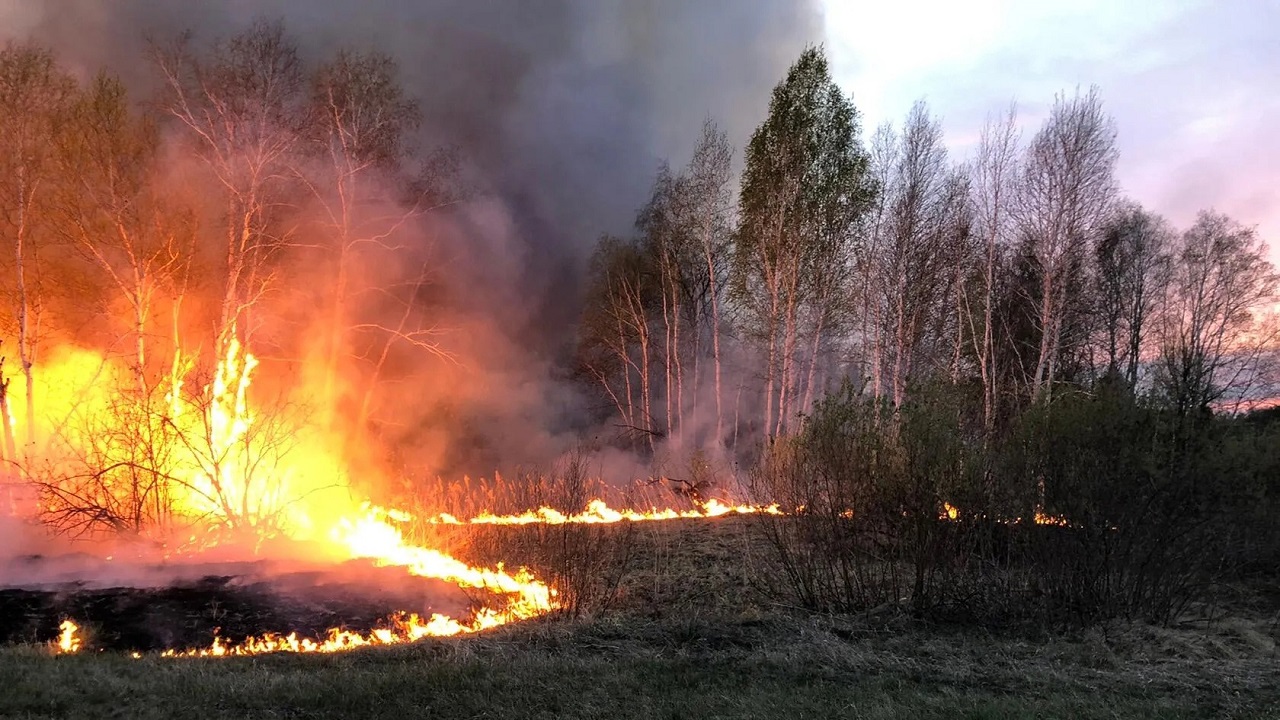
[432,497,783,526]
[56,620,80,654]
[23,337,1078,659]
[160,612,482,657]
[1033,510,1069,527]
[16,337,565,657]
[332,504,554,623]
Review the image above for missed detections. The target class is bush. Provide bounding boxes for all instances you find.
[749,377,1276,627]
[459,454,636,619]
[748,380,988,616]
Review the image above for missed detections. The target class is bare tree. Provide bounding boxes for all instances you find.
[0,44,75,454]
[1017,87,1118,401]
[677,122,734,443]
[1093,201,1172,389]
[578,236,661,449]
[1155,211,1279,416]
[53,73,195,395]
[299,49,460,435]
[636,166,687,441]
[859,123,898,404]
[871,101,970,408]
[967,105,1020,430]
[151,20,306,356]
[578,123,735,451]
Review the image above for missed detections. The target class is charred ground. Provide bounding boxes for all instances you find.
[2,516,1278,720]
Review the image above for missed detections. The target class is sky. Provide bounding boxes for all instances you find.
[822,0,1280,264]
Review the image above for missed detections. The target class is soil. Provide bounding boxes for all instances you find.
[0,555,473,651]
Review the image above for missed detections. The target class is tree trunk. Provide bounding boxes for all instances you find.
[801,298,827,417]
[15,170,37,452]
[0,374,16,464]
[706,250,724,443]
[1032,271,1055,399]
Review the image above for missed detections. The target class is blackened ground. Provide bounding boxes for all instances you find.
[1,518,1278,719]
[0,558,473,651]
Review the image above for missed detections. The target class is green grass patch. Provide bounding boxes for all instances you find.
[3,615,1277,719]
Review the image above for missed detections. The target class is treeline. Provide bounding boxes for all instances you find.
[0,21,458,533]
[576,47,1279,454]
[573,46,1280,625]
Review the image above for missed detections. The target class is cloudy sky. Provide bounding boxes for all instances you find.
[822,0,1279,263]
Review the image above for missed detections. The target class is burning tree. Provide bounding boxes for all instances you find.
[0,43,75,460]
[150,19,306,360]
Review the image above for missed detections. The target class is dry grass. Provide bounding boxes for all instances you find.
[3,516,1278,719]
[3,609,1276,719]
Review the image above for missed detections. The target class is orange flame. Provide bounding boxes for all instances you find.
[56,620,80,654]
[332,504,555,623]
[432,498,783,526]
[160,612,490,657]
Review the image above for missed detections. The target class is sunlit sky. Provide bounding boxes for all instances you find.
[821,0,1279,263]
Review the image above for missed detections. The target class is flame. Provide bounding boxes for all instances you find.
[150,505,557,656]
[164,336,276,525]
[333,504,555,622]
[21,337,1077,658]
[57,620,80,654]
[15,337,564,657]
[432,498,783,526]
[160,612,490,657]
[1034,510,1069,527]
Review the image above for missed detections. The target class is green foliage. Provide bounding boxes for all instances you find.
[751,375,1280,626]
[733,45,875,332]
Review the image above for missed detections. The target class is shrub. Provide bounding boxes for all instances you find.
[460,453,636,619]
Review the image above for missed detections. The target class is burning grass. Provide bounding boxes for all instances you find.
[3,517,1277,719]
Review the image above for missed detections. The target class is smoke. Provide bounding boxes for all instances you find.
[0,0,823,476]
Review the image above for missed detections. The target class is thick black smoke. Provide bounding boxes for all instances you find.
[0,0,823,474]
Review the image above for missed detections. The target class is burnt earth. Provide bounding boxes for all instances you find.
[0,556,473,652]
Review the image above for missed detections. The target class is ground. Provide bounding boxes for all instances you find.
[1,517,1277,719]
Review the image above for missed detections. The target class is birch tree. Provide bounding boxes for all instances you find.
[54,73,194,394]
[151,20,306,356]
[1093,202,1172,389]
[0,43,75,454]
[734,46,874,436]
[301,48,461,435]
[578,235,660,449]
[873,101,969,408]
[967,105,1020,429]
[1017,87,1118,401]
[677,122,734,442]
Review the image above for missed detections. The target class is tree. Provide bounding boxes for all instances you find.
[636,165,689,442]
[734,46,875,436]
[870,101,971,408]
[1093,202,1172,389]
[1017,87,1118,401]
[676,122,735,444]
[578,122,736,451]
[53,73,195,395]
[151,20,306,357]
[577,235,661,449]
[1155,211,1278,417]
[0,43,75,456]
[966,105,1020,430]
[300,48,461,437]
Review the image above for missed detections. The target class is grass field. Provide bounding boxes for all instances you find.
[2,517,1278,719]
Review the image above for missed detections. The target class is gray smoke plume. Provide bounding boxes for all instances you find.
[0,0,824,475]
